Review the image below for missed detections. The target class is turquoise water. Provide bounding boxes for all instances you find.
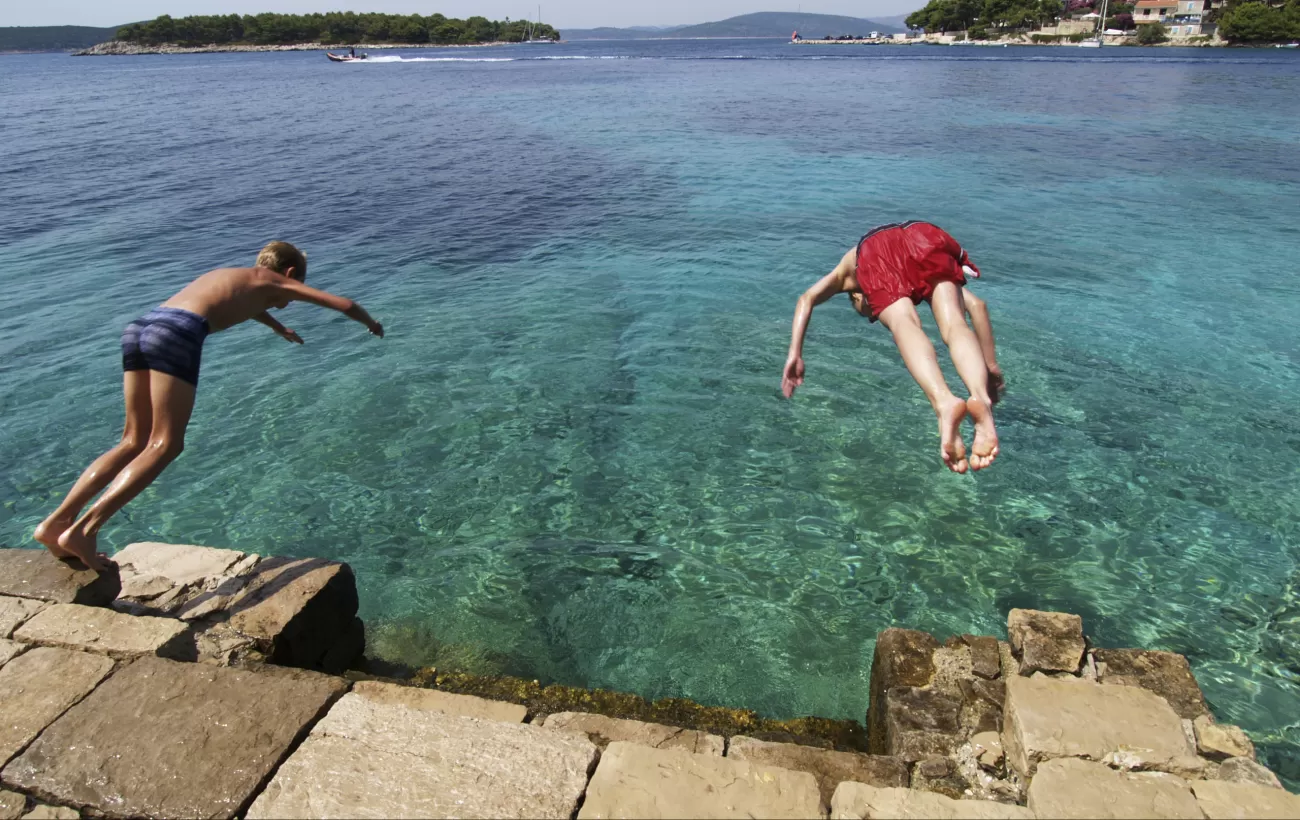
[2,42,1298,781]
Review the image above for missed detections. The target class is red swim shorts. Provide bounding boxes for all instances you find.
[855,221,980,322]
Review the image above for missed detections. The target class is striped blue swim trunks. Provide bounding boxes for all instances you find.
[121,307,211,387]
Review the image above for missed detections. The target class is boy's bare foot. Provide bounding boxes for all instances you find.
[34,516,77,559]
[987,367,1006,406]
[55,527,114,573]
[967,396,1000,470]
[937,396,969,474]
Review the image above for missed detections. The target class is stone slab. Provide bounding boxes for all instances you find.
[0,647,115,767]
[20,807,77,820]
[2,656,345,819]
[352,679,526,723]
[830,782,1034,819]
[0,551,119,607]
[0,599,48,640]
[247,692,597,819]
[1002,674,1191,777]
[880,686,963,762]
[223,557,359,671]
[1193,715,1255,760]
[1094,648,1210,720]
[1026,758,1202,819]
[542,712,722,755]
[729,736,907,810]
[13,605,192,661]
[1007,609,1084,675]
[0,790,24,820]
[114,542,257,617]
[579,741,821,819]
[962,635,1001,680]
[0,641,25,670]
[1191,779,1300,819]
[868,629,939,755]
[1216,756,1283,789]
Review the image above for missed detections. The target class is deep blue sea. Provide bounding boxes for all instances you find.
[2,39,1298,781]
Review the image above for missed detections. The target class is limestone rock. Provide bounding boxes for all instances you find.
[223,556,359,671]
[880,686,963,761]
[0,790,25,820]
[1191,779,1300,818]
[13,604,192,661]
[0,641,26,669]
[1216,756,1283,789]
[0,598,47,639]
[1006,609,1084,675]
[962,635,1001,680]
[912,755,970,799]
[1094,648,1209,720]
[0,551,119,607]
[579,741,821,819]
[972,731,1003,770]
[19,807,77,820]
[830,782,1034,819]
[319,616,365,673]
[868,628,939,754]
[3,656,345,819]
[958,677,1004,735]
[247,693,597,819]
[353,679,526,722]
[1193,715,1255,761]
[544,711,721,754]
[728,735,906,810]
[1001,674,1191,777]
[1026,758,1201,819]
[114,542,257,617]
[0,647,115,768]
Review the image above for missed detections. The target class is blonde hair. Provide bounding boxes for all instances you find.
[256,241,307,280]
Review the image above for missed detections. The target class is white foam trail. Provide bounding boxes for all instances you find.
[355,55,516,63]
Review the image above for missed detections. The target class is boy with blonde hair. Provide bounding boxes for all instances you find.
[35,241,384,571]
[782,221,1003,473]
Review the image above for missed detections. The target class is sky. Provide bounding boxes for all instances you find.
[3,1,919,30]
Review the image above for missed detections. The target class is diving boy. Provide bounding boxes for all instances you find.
[782,221,1004,473]
[34,241,384,571]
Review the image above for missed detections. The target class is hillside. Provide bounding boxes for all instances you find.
[667,12,902,38]
[565,12,901,41]
[0,25,120,52]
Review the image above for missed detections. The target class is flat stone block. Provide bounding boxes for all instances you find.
[0,641,26,669]
[352,679,526,722]
[224,557,358,671]
[247,692,597,819]
[1026,758,1200,819]
[1191,779,1300,819]
[0,551,119,607]
[830,782,1034,819]
[1193,715,1255,761]
[1216,756,1283,789]
[881,686,963,762]
[20,807,77,820]
[0,598,48,640]
[0,647,115,768]
[1002,674,1191,777]
[114,542,257,617]
[543,712,722,755]
[579,741,820,820]
[0,790,25,820]
[868,628,939,754]
[1094,648,1210,720]
[1007,609,1084,675]
[962,635,1002,680]
[3,656,345,819]
[13,605,192,661]
[729,736,906,810]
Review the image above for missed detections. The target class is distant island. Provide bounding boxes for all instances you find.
[564,12,904,40]
[1,25,120,52]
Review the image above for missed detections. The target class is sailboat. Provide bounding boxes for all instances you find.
[1079,0,1109,47]
[523,5,556,43]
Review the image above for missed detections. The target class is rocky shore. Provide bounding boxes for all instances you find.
[0,542,1296,818]
[75,39,523,56]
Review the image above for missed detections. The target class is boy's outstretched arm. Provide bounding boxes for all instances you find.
[275,280,385,338]
[783,250,856,398]
[252,311,304,344]
[963,290,1005,402]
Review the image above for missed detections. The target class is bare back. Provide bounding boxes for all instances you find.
[161,267,291,332]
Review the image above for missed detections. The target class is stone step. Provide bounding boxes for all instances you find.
[351,679,527,722]
[246,692,598,819]
[0,648,115,769]
[0,551,119,607]
[539,711,723,755]
[13,604,192,661]
[0,599,48,640]
[578,741,822,819]
[831,782,1034,819]
[1026,757,1202,819]
[0,641,25,669]
[728,736,908,812]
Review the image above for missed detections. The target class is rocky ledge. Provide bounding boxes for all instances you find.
[0,544,1296,819]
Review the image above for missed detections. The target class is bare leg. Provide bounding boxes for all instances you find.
[963,291,1005,404]
[878,298,969,474]
[58,371,195,570]
[930,282,999,470]
[35,371,152,561]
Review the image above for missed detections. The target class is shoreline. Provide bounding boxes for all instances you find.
[74,39,547,56]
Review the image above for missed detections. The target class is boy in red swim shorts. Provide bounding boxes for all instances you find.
[782,221,1004,473]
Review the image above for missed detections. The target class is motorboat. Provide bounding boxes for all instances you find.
[326,52,367,62]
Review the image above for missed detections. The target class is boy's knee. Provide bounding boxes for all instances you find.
[118,435,147,457]
[147,436,184,460]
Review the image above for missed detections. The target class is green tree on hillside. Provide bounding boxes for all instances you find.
[116,12,560,46]
[1135,21,1169,41]
[1216,0,1300,41]
[906,0,1064,33]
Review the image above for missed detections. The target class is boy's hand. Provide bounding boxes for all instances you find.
[782,356,805,398]
[278,328,304,345]
[368,321,384,339]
